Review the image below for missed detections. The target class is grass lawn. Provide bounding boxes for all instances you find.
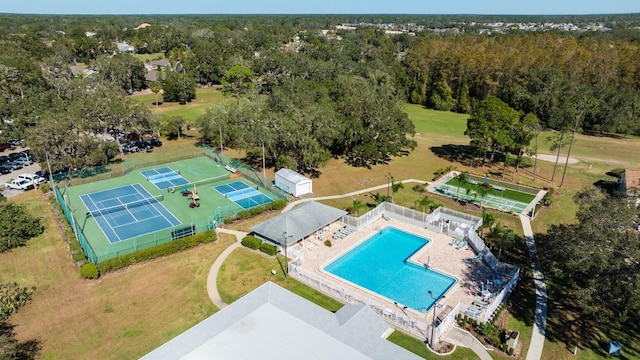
[387,331,479,359]
[4,190,235,359]
[133,87,225,123]
[134,52,165,62]
[6,101,640,359]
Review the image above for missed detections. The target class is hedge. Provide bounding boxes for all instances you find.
[259,242,277,256]
[98,230,216,273]
[80,263,99,279]
[241,235,262,250]
[226,199,288,223]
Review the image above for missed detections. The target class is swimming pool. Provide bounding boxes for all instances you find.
[325,227,456,312]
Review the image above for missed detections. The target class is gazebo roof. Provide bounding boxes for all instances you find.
[250,201,347,245]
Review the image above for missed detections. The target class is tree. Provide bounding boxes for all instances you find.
[164,116,186,139]
[149,81,163,109]
[391,180,404,203]
[163,70,196,104]
[454,171,469,202]
[351,200,366,217]
[221,65,254,99]
[465,97,521,165]
[538,188,640,329]
[0,202,44,252]
[0,281,35,321]
[479,211,496,236]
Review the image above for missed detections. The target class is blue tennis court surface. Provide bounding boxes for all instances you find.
[80,184,181,243]
[214,181,273,209]
[141,167,189,190]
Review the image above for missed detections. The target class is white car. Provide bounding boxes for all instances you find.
[7,179,35,191]
[17,173,47,185]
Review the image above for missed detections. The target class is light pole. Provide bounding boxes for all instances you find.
[282,231,292,277]
[385,173,393,200]
[428,290,445,347]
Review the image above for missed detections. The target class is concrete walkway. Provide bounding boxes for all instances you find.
[282,179,428,212]
[445,327,493,360]
[520,214,547,360]
[206,228,247,309]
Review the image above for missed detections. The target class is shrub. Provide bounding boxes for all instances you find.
[98,230,216,273]
[507,347,514,356]
[223,216,235,224]
[432,166,453,181]
[80,263,99,279]
[241,235,262,249]
[259,242,277,256]
[39,183,51,193]
[412,184,426,193]
[324,239,332,247]
[269,199,287,210]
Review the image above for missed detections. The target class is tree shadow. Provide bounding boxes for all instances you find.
[429,144,478,167]
[0,322,41,360]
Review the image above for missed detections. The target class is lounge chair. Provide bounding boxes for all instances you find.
[468,253,483,262]
[456,240,468,250]
[472,301,489,309]
[448,238,459,246]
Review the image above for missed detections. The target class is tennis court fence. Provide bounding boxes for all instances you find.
[467,174,539,195]
[203,144,289,200]
[54,185,218,264]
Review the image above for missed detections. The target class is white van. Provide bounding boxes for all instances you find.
[17,173,47,185]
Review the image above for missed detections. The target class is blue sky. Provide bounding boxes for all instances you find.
[1,0,639,15]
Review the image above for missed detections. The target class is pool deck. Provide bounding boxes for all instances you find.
[295,217,495,319]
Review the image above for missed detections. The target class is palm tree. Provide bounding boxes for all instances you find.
[454,171,469,202]
[149,81,163,109]
[352,199,366,217]
[480,211,496,236]
[418,196,433,213]
[476,184,490,209]
[391,180,404,203]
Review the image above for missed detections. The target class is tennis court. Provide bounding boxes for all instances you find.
[80,184,181,243]
[141,167,189,190]
[435,183,530,213]
[214,181,273,209]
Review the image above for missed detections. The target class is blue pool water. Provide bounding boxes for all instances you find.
[325,227,456,312]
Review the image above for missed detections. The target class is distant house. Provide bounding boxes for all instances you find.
[116,42,134,54]
[85,31,97,38]
[144,70,163,84]
[144,58,170,71]
[69,65,97,77]
[619,169,640,197]
[135,23,152,30]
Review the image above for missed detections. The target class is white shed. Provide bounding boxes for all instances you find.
[275,168,312,197]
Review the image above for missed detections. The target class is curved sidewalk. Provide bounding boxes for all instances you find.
[520,214,547,360]
[206,228,247,309]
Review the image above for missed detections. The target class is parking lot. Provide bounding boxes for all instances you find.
[0,147,44,198]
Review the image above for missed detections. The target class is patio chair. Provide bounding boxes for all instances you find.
[455,240,468,250]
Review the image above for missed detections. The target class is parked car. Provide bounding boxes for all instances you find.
[122,143,139,153]
[7,179,34,191]
[17,173,47,185]
[8,152,23,161]
[135,141,152,150]
[150,138,163,147]
[0,164,12,174]
[0,155,10,164]
[11,157,32,166]
[4,161,23,170]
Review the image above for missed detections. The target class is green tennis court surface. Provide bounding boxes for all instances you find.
[60,156,282,263]
[435,183,531,214]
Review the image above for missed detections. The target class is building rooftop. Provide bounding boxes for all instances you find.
[142,282,422,360]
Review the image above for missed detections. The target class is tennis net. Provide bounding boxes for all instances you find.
[181,174,229,190]
[147,171,180,181]
[86,194,164,218]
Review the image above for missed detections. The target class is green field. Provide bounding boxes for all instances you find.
[7,101,640,359]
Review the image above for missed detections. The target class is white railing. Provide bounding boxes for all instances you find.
[289,264,433,341]
[341,203,385,230]
[482,267,520,322]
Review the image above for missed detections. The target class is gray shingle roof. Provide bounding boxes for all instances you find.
[141,282,423,360]
[250,201,346,245]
